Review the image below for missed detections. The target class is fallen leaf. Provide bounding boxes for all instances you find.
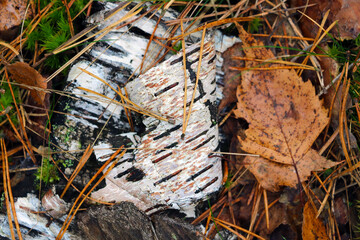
[234,26,336,191]
[6,62,47,105]
[243,150,335,191]
[302,201,329,240]
[0,0,33,41]
[334,196,348,225]
[291,0,360,39]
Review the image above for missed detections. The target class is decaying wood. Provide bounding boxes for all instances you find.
[91,36,222,215]
[51,2,239,215]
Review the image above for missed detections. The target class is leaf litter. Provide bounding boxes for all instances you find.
[234,26,337,191]
[6,62,47,105]
[2,0,360,239]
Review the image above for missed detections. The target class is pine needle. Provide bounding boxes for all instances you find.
[182,26,206,136]
[1,139,23,240]
[213,218,265,240]
[60,145,93,198]
[180,19,189,137]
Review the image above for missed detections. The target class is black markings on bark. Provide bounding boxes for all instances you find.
[186,59,198,84]
[129,26,152,39]
[126,168,146,182]
[195,177,218,193]
[186,164,214,182]
[186,46,201,58]
[192,135,216,150]
[208,54,216,64]
[169,46,201,65]
[154,82,179,96]
[116,166,137,179]
[186,96,201,106]
[144,125,158,135]
[114,157,133,168]
[208,145,220,157]
[156,142,178,154]
[204,100,218,125]
[154,169,182,186]
[152,152,172,163]
[185,130,208,143]
[153,125,181,140]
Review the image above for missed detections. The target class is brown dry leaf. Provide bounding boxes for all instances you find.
[302,201,329,240]
[234,26,336,191]
[291,0,360,39]
[0,0,33,41]
[6,62,47,105]
[243,150,335,191]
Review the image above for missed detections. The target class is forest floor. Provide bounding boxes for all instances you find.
[1,0,360,239]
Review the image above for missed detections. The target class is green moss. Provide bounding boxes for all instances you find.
[0,83,19,126]
[34,157,60,187]
[59,158,74,168]
[25,0,88,69]
[249,18,262,33]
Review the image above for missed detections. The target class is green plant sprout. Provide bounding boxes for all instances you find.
[61,159,74,168]
[249,18,262,33]
[35,157,60,187]
[224,173,234,189]
[0,192,5,208]
[64,126,74,143]
[172,41,182,54]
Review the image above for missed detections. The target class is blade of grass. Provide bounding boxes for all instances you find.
[247,186,261,239]
[252,33,314,41]
[232,56,317,69]
[323,67,345,141]
[316,179,334,218]
[254,198,279,233]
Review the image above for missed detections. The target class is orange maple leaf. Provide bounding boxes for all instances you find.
[234,26,337,191]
